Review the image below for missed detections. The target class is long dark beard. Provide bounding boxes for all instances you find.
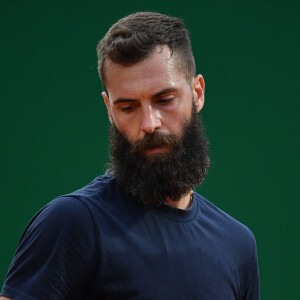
[107,105,210,207]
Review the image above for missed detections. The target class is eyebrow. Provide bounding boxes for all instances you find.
[113,87,179,104]
[113,98,136,104]
[152,87,179,98]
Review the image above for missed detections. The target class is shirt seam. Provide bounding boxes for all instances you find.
[149,195,200,223]
[63,194,101,291]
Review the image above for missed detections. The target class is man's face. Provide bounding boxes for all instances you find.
[101,45,209,206]
[102,45,205,151]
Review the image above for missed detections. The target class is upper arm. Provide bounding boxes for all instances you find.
[1,196,97,300]
[242,230,260,300]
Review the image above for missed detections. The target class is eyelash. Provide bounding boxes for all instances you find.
[158,98,174,103]
[119,98,174,112]
[120,106,133,112]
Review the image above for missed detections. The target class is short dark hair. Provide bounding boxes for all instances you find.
[97,12,196,88]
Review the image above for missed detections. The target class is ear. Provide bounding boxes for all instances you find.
[102,91,113,124]
[192,74,205,113]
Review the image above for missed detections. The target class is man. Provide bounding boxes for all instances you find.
[1,12,260,299]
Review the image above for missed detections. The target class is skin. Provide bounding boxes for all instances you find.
[103,45,205,209]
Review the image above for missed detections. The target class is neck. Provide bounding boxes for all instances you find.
[165,190,193,210]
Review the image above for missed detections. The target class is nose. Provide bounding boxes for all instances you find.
[141,105,161,134]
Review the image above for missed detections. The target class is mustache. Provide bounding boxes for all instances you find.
[131,131,180,153]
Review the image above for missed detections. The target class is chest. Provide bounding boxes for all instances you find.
[89,213,243,300]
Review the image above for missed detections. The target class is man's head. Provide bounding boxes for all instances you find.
[97,12,210,206]
[97,12,196,89]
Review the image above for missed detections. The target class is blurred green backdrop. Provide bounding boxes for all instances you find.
[0,0,299,299]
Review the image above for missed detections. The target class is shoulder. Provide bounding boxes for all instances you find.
[24,194,91,237]
[18,195,96,257]
[195,193,257,252]
[65,174,120,209]
[2,180,110,299]
[22,174,130,238]
[27,174,125,235]
[20,175,115,243]
[38,174,115,220]
[195,194,260,298]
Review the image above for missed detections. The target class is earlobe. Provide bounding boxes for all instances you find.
[192,74,205,113]
[102,92,113,124]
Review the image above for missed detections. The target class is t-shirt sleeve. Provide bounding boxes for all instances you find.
[1,196,98,300]
[242,231,260,300]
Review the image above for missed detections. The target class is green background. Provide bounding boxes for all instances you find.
[1,0,299,298]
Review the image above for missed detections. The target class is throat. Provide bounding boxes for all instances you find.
[165,191,193,210]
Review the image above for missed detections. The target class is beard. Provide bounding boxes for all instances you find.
[107,103,210,207]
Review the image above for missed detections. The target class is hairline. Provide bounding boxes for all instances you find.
[101,44,195,93]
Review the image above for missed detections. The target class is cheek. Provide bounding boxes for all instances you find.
[162,106,192,136]
[112,115,139,144]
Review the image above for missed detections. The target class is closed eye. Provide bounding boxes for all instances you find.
[158,98,174,104]
[120,105,133,112]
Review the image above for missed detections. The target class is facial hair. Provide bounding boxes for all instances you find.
[107,103,210,207]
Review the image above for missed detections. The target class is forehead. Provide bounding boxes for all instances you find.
[104,46,188,99]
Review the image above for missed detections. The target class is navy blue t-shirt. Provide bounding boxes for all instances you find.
[1,175,259,299]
